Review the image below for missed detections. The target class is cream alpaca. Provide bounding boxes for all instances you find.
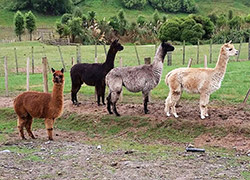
[164,42,238,119]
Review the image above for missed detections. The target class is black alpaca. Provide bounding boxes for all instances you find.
[70,39,124,106]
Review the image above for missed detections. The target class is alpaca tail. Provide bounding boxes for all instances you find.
[165,72,172,86]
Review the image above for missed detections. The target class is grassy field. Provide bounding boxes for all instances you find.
[0,0,249,40]
[0,41,250,103]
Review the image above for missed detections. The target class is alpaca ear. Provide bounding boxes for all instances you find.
[228,40,232,44]
[51,68,55,73]
[61,68,64,73]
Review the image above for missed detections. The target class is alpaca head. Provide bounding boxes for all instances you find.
[223,41,239,57]
[159,42,175,61]
[110,39,124,52]
[51,68,64,85]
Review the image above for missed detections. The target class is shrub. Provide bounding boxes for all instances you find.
[158,19,181,42]
[148,0,196,13]
[137,15,147,27]
[121,0,147,10]
[61,13,72,24]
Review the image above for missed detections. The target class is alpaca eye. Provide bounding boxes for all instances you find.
[229,48,232,51]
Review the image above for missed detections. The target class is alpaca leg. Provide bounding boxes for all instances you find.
[164,94,171,117]
[111,91,121,116]
[17,117,27,140]
[25,115,36,139]
[143,93,149,114]
[112,102,120,117]
[45,118,54,140]
[171,91,181,118]
[200,93,210,119]
[71,83,81,105]
[102,85,106,105]
[106,93,113,114]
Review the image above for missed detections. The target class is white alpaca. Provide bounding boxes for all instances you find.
[164,41,238,119]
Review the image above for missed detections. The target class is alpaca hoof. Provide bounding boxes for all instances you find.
[103,103,106,105]
[115,113,120,117]
[31,135,36,139]
[200,115,205,119]
[205,114,209,117]
[108,111,113,114]
[144,110,149,114]
[166,112,170,117]
[173,113,179,118]
[21,137,27,140]
[48,138,54,141]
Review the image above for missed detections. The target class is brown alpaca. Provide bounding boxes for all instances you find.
[164,42,238,119]
[14,68,64,140]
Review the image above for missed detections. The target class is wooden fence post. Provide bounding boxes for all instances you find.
[167,52,172,66]
[119,57,123,102]
[58,46,66,72]
[248,35,250,61]
[95,42,98,63]
[42,57,48,93]
[144,57,151,64]
[134,44,140,65]
[209,39,212,63]
[237,37,243,62]
[78,45,81,63]
[197,40,200,64]
[71,57,74,66]
[4,56,8,97]
[204,55,207,68]
[26,57,30,91]
[43,46,50,70]
[103,43,107,57]
[14,48,18,74]
[187,58,192,68]
[31,46,34,74]
[183,40,185,65]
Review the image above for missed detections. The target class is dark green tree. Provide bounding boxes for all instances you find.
[61,13,73,24]
[73,7,82,18]
[228,16,244,30]
[68,17,83,42]
[228,10,233,20]
[216,14,227,31]
[152,9,160,26]
[25,11,36,41]
[158,19,182,42]
[14,11,25,41]
[137,15,147,27]
[121,0,147,9]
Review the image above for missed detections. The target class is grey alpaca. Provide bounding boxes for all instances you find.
[106,42,175,116]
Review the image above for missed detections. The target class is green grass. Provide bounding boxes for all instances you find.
[0,0,250,39]
[0,41,249,104]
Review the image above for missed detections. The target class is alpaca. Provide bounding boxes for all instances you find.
[106,42,175,116]
[70,39,124,106]
[14,68,64,140]
[164,41,238,119]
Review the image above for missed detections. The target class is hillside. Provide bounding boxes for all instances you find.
[0,0,249,40]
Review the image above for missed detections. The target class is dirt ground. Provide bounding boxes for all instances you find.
[0,96,249,179]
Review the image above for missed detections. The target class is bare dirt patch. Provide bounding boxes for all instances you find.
[1,96,250,152]
[0,96,250,179]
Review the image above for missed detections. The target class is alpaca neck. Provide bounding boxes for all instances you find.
[51,83,64,107]
[152,46,165,71]
[103,49,117,69]
[214,48,229,77]
[151,46,165,84]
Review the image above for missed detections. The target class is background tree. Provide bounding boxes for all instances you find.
[137,15,147,27]
[68,17,83,42]
[14,11,25,41]
[152,9,160,26]
[61,13,73,24]
[73,7,82,18]
[228,10,233,20]
[216,14,227,31]
[228,16,244,30]
[158,19,181,42]
[121,0,147,10]
[25,11,36,41]
[12,0,73,15]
